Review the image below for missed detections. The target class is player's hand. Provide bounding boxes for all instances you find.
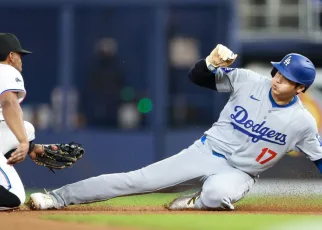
[206,44,238,67]
[7,142,30,165]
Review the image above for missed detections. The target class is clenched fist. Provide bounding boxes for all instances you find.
[206,44,238,68]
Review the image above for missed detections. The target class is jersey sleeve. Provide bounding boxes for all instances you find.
[0,66,26,101]
[295,120,322,161]
[205,58,267,93]
[214,68,251,93]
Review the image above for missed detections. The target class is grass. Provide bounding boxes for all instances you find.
[45,213,322,230]
[82,193,180,207]
[25,191,322,230]
[236,195,322,206]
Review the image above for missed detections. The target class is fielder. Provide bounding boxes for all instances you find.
[30,44,322,211]
[0,33,84,211]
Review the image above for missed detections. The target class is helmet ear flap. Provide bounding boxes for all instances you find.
[271,67,277,77]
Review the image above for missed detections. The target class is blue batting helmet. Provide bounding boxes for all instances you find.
[270,53,316,92]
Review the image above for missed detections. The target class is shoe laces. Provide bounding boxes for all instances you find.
[187,196,200,205]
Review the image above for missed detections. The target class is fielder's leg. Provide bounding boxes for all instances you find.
[0,121,35,155]
[0,154,26,210]
[0,121,35,210]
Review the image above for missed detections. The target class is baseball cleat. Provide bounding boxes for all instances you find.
[0,206,19,211]
[29,192,60,210]
[168,195,200,210]
[168,191,203,210]
[168,191,235,211]
[221,197,235,210]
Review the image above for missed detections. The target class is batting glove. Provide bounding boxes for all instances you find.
[206,44,238,70]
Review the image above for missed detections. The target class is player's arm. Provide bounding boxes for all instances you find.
[189,44,237,90]
[189,44,256,93]
[188,59,218,90]
[0,91,29,164]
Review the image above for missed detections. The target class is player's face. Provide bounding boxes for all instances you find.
[271,71,305,100]
[9,52,23,72]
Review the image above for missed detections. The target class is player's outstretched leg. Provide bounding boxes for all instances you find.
[29,138,236,210]
[168,168,257,210]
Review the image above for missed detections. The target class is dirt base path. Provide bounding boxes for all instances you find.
[1,204,322,230]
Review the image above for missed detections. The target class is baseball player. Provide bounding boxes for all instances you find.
[0,33,35,210]
[29,44,322,211]
[0,33,83,211]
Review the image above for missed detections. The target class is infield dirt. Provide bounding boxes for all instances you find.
[1,203,322,230]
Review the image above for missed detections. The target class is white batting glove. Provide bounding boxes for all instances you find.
[206,44,238,69]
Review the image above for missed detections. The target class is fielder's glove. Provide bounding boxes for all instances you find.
[31,142,85,173]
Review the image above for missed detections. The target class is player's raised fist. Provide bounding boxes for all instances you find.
[206,44,238,67]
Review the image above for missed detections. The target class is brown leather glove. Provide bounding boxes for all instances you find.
[29,142,85,173]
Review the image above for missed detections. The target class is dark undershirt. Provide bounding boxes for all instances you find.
[188,59,217,90]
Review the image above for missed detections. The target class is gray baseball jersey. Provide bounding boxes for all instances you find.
[204,66,322,176]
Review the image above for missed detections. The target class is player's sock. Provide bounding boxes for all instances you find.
[0,185,20,207]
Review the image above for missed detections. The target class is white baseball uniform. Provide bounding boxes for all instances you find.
[47,59,322,210]
[0,63,35,206]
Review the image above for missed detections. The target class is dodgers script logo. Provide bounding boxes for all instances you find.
[230,106,287,145]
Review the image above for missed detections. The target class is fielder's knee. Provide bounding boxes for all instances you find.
[9,183,26,206]
[200,185,233,210]
[24,121,35,141]
[0,185,23,207]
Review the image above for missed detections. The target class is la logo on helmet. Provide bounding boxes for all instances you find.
[284,56,292,66]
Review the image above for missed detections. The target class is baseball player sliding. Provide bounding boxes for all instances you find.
[30,44,322,211]
[0,33,84,211]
